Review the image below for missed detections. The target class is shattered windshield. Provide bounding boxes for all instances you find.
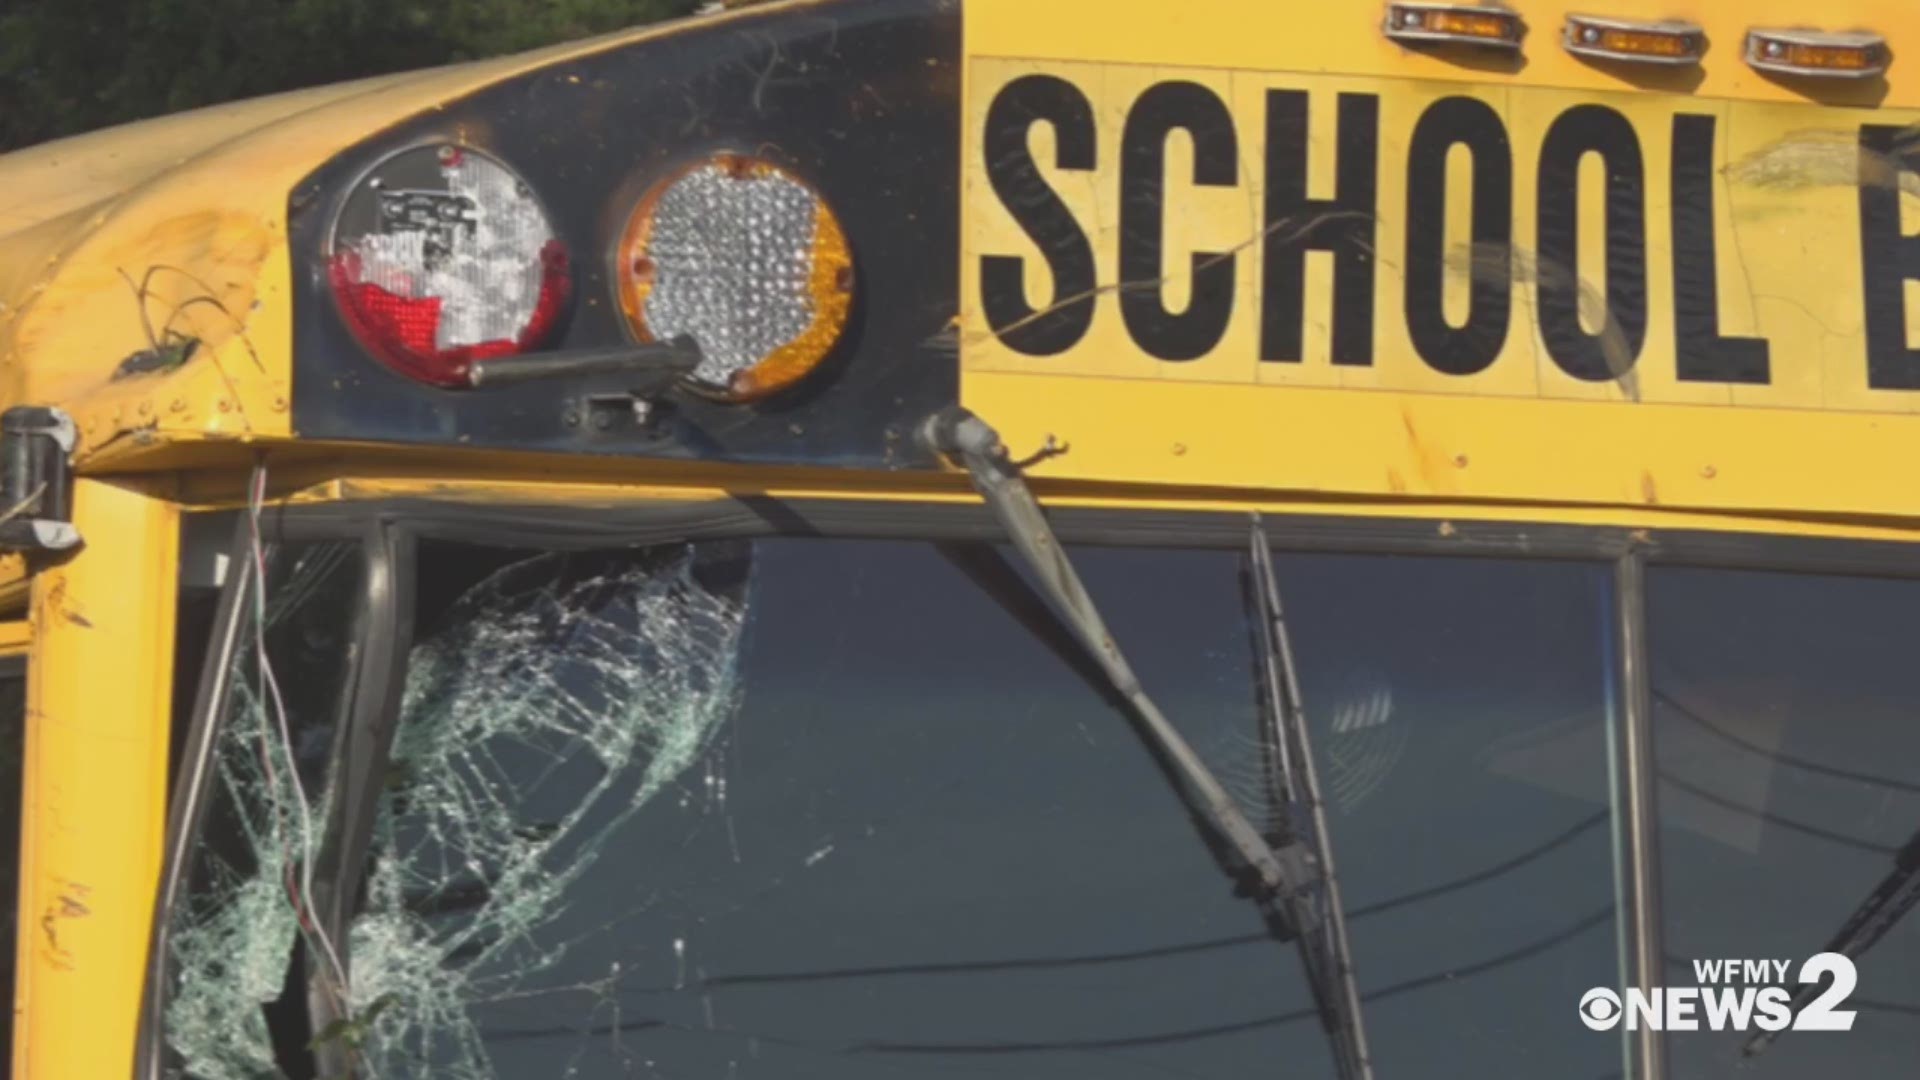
[165,536,1627,1078]
[165,541,365,1078]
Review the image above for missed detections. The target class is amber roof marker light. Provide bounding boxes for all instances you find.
[615,152,854,403]
[1746,28,1890,79]
[1383,3,1525,51]
[1563,15,1705,66]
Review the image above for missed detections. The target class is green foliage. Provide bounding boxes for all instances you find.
[0,0,698,152]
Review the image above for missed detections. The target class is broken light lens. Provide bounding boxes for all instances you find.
[616,153,853,402]
[328,144,571,388]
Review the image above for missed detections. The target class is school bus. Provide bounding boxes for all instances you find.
[2,0,1920,1076]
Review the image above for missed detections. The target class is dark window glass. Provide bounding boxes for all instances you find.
[342,539,1624,1078]
[1651,566,1920,1078]
[1287,554,1623,1076]
[0,653,23,1080]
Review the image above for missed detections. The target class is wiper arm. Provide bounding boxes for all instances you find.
[923,407,1373,1080]
[1249,513,1375,1080]
[924,408,1288,888]
[1743,824,1920,1057]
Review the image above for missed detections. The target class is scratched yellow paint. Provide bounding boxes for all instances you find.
[963,3,1920,519]
[14,480,176,1080]
[966,57,1920,406]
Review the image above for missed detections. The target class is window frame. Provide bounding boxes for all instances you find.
[134,515,408,1080]
[134,495,1920,1080]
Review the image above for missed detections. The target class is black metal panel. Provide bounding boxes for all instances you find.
[288,0,960,468]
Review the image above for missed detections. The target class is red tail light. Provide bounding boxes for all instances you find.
[327,145,571,387]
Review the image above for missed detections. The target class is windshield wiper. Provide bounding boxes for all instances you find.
[1248,513,1375,1080]
[923,407,1374,1080]
[1743,824,1920,1057]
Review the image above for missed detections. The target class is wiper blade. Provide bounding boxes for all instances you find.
[1248,514,1375,1080]
[1743,824,1920,1057]
[924,408,1373,1080]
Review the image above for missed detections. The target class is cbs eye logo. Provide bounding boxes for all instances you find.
[1579,988,1624,1030]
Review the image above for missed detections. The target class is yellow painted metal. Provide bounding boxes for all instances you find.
[1,0,1918,1071]
[0,1,826,468]
[12,480,178,1080]
[0,0,1913,522]
[964,369,1920,518]
[968,0,1920,108]
[0,76,426,240]
[180,466,1920,546]
[967,61,1920,414]
[962,0,1920,522]
[0,565,28,622]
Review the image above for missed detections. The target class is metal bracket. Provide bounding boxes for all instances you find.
[0,406,79,552]
[466,337,699,391]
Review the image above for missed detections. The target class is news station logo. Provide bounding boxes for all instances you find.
[1579,954,1858,1033]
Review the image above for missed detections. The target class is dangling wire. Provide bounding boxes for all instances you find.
[245,458,352,1015]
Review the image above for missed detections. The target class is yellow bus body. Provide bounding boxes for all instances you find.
[2,1,1920,1076]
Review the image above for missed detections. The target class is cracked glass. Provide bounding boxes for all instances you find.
[167,536,1629,1078]
[164,541,364,1079]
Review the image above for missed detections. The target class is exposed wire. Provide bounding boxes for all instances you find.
[245,459,355,1037]
[0,481,47,526]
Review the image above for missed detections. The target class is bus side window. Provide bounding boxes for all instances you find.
[0,632,25,1080]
